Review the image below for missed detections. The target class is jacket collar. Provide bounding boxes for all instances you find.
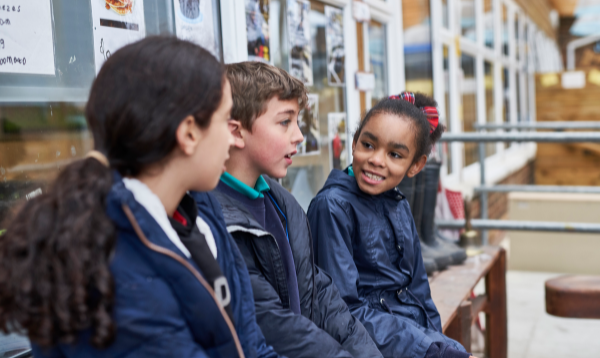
[106,172,193,260]
[319,167,406,201]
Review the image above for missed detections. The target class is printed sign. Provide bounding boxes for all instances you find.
[287,0,313,86]
[328,113,347,170]
[174,0,220,59]
[246,0,270,63]
[297,93,320,156]
[0,0,55,75]
[91,0,146,74]
[325,6,345,86]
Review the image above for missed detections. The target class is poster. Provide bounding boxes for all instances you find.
[246,0,270,63]
[297,94,320,156]
[0,0,55,75]
[325,6,345,86]
[174,0,220,59]
[287,0,313,86]
[328,113,347,170]
[91,0,146,74]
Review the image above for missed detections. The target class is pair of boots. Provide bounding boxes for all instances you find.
[397,161,467,274]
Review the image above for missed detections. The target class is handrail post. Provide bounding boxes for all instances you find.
[479,141,488,245]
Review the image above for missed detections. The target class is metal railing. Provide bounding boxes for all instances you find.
[437,122,600,244]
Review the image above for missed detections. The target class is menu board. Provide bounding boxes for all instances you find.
[90,0,146,73]
[0,0,56,75]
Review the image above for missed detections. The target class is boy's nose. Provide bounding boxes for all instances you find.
[291,120,304,145]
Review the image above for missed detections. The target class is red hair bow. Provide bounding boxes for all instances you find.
[388,92,439,134]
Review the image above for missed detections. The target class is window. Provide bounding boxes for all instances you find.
[442,0,449,29]
[461,54,477,166]
[502,4,509,56]
[369,21,387,107]
[484,61,496,157]
[484,0,494,49]
[443,45,453,174]
[461,0,476,42]
[273,1,347,211]
[403,0,433,96]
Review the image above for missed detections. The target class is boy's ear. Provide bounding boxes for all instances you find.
[406,155,428,178]
[176,115,201,156]
[228,119,246,149]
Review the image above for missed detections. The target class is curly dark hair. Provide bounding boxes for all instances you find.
[0,36,225,348]
[353,92,446,163]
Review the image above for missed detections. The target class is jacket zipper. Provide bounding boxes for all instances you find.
[122,204,246,358]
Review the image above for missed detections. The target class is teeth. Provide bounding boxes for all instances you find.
[365,172,383,181]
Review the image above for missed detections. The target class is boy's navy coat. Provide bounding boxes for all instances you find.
[307,169,465,358]
[32,174,278,358]
[213,176,383,358]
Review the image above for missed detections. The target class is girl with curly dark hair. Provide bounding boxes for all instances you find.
[0,37,280,358]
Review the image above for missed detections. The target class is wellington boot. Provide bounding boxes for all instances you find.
[420,241,452,271]
[423,256,438,275]
[421,161,466,266]
[435,230,468,265]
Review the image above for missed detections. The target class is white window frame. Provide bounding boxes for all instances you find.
[430,0,547,191]
[220,0,403,164]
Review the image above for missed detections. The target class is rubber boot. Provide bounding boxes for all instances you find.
[399,171,451,270]
[421,161,467,265]
[423,256,438,275]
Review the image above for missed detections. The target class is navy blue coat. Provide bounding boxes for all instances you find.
[307,169,466,358]
[32,175,279,358]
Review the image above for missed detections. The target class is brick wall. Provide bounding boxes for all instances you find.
[469,160,535,245]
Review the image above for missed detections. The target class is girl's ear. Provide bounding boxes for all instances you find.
[176,115,201,156]
[228,119,246,149]
[406,155,427,178]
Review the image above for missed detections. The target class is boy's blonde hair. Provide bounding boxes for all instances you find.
[225,61,308,131]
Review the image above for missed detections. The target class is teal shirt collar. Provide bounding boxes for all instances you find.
[347,166,355,177]
[220,172,270,199]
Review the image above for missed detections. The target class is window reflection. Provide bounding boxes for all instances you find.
[461,54,477,166]
[443,45,452,175]
[484,61,496,157]
[403,0,433,96]
[461,0,476,42]
[484,0,494,49]
[369,21,387,107]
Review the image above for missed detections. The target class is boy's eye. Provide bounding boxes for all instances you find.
[280,119,291,127]
[362,141,373,149]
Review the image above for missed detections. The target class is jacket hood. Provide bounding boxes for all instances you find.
[319,167,405,201]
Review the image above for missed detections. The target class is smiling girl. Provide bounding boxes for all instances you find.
[307,92,476,358]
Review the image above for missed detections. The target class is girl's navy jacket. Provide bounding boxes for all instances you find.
[32,173,278,358]
[307,168,466,358]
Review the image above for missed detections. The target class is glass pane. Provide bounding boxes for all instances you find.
[403,0,433,96]
[443,45,452,175]
[484,61,496,157]
[502,67,509,148]
[461,0,476,41]
[461,54,477,166]
[502,4,509,56]
[442,0,449,29]
[516,72,521,122]
[515,13,520,61]
[369,21,387,107]
[278,2,347,211]
[484,0,494,48]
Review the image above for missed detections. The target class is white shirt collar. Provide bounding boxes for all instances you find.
[122,178,192,258]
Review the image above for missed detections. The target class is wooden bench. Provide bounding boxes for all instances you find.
[546,275,600,319]
[429,246,507,358]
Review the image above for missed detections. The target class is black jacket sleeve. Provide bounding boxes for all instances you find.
[234,234,354,358]
[312,265,384,358]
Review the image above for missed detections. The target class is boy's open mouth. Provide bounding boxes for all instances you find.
[362,170,385,184]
